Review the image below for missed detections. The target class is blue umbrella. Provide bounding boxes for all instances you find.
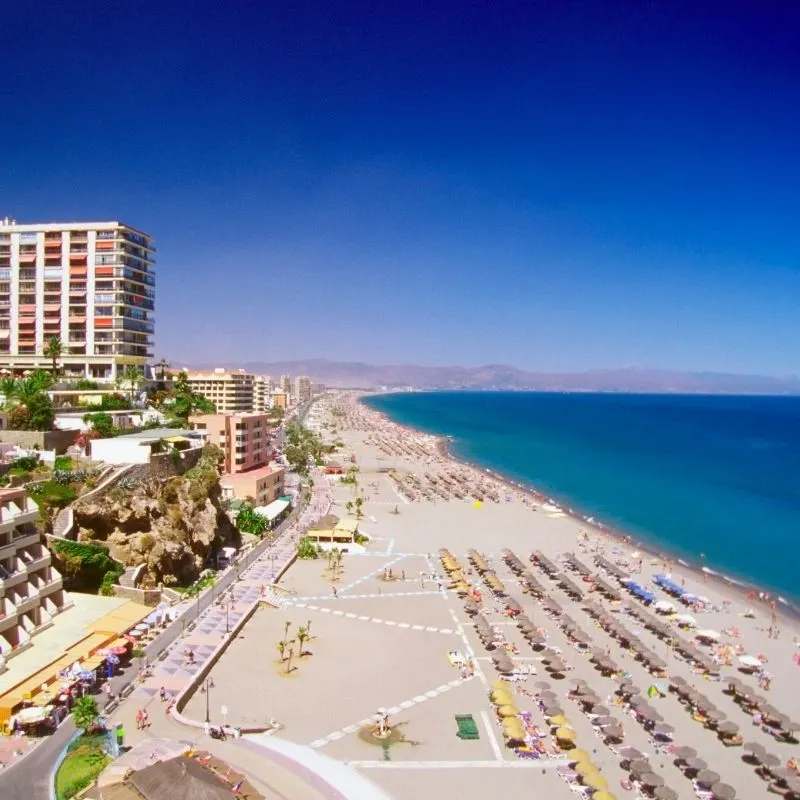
[77,669,94,681]
[105,653,120,665]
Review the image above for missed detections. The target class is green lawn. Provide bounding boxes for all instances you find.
[55,734,110,800]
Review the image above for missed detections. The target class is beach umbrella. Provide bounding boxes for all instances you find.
[759,753,781,769]
[539,691,558,701]
[604,725,624,740]
[696,770,721,787]
[549,715,570,727]
[544,705,564,717]
[569,749,591,763]
[684,758,707,773]
[653,723,674,736]
[672,746,696,760]
[555,727,575,742]
[592,794,618,800]
[706,709,727,723]
[640,773,665,787]
[534,680,552,689]
[717,721,739,736]
[709,783,736,800]
[654,789,678,800]
[590,705,611,716]
[628,760,651,776]
[593,716,616,727]
[575,761,598,776]
[619,748,645,763]
[583,774,609,791]
[743,741,765,757]
[497,705,518,718]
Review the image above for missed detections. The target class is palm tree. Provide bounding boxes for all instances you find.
[285,643,294,674]
[344,500,353,515]
[354,496,364,519]
[283,620,292,644]
[276,640,286,663]
[296,625,309,656]
[306,619,313,640]
[0,376,17,409]
[43,336,62,377]
[121,364,142,405]
[73,696,100,733]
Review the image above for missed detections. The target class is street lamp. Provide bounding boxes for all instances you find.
[225,599,230,634]
[201,677,215,723]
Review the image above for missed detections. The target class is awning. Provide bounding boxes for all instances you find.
[163,436,188,443]
[88,601,152,636]
[254,497,291,523]
[83,655,106,670]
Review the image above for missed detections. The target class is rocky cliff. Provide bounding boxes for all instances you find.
[70,445,239,586]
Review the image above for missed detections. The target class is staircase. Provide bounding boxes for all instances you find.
[118,564,145,589]
[52,507,75,540]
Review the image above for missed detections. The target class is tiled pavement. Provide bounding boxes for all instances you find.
[134,478,332,701]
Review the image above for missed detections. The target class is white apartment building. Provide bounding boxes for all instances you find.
[0,218,155,381]
[0,488,68,658]
[280,374,292,397]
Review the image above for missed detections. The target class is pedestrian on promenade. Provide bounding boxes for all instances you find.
[135,710,143,730]
[159,686,167,702]
[332,584,338,598]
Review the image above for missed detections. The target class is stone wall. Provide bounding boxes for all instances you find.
[111,585,162,606]
[0,429,76,454]
[124,446,204,483]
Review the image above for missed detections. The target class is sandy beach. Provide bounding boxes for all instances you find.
[195,392,800,800]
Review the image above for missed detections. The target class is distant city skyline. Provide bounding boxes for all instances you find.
[3,1,798,374]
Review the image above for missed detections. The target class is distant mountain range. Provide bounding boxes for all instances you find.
[182,358,800,395]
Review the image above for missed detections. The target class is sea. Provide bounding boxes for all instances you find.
[363,392,800,606]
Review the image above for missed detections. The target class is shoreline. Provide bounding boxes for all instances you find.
[361,395,800,624]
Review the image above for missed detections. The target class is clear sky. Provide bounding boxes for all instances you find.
[2,1,798,374]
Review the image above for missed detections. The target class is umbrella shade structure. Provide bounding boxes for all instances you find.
[575,761,599,776]
[743,741,765,757]
[125,755,248,800]
[491,691,513,706]
[759,753,781,769]
[555,727,576,742]
[619,748,645,762]
[534,681,552,689]
[684,758,708,772]
[593,716,616,727]
[710,783,736,800]
[569,749,591,763]
[497,705,518,718]
[544,706,564,717]
[672,746,697,760]
[592,794,618,800]
[654,789,679,800]
[604,725,624,740]
[696,770,721,787]
[640,773,665,787]
[590,705,611,716]
[502,718,526,741]
[717,721,739,736]
[583,774,609,791]
[628,760,651,776]
[491,679,510,690]
[653,723,675,736]
[549,715,570,727]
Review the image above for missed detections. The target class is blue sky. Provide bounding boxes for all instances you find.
[2,1,799,374]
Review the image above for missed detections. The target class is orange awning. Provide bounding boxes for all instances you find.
[94,317,112,327]
[95,267,114,276]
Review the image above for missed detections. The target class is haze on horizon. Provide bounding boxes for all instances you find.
[2,1,798,377]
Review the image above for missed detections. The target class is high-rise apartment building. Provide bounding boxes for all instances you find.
[0,488,68,656]
[185,368,255,413]
[280,374,292,397]
[0,218,155,380]
[253,375,271,412]
[294,375,311,403]
[188,412,271,473]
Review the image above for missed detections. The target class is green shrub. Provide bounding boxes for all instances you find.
[54,455,74,471]
[297,536,319,559]
[75,379,99,390]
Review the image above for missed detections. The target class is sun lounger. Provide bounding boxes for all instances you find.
[455,714,480,740]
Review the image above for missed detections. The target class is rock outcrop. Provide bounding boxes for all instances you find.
[70,445,239,586]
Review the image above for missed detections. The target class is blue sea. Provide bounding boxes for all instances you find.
[363,392,800,604]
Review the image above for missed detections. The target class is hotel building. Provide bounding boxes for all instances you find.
[185,368,255,414]
[0,218,155,380]
[0,488,68,658]
[189,412,284,506]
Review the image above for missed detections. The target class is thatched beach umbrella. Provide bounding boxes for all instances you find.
[534,680,552,690]
[684,758,708,773]
[709,783,736,800]
[759,753,781,770]
[628,760,651,776]
[696,770,721,788]
[672,746,696,760]
[604,724,624,740]
[640,773,665,788]
[654,788,679,800]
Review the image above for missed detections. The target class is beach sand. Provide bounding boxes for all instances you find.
[199,393,800,799]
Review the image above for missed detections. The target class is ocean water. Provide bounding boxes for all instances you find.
[363,392,800,603]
